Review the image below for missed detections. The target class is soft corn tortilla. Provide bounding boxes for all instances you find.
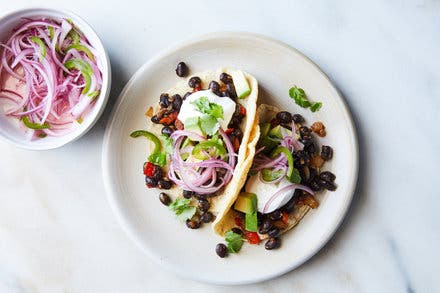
[144,68,259,232]
[212,103,311,238]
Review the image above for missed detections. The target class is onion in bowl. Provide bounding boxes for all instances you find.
[0,16,103,139]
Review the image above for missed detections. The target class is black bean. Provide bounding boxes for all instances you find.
[304,142,316,155]
[152,166,163,181]
[321,145,333,161]
[188,76,201,88]
[221,90,229,97]
[186,219,200,229]
[159,93,170,108]
[231,227,243,235]
[268,227,281,238]
[269,210,282,221]
[276,111,292,124]
[258,219,273,234]
[300,134,313,146]
[219,72,233,84]
[297,150,311,164]
[158,179,172,190]
[209,81,220,95]
[171,94,182,110]
[161,126,173,136]
[299,126,311,137]
[318,179,337,191]
[200,212,214,223]
[265,237,281,250]
[308,167,318,182]
[310,179,322,191]
[175,62,188,77]
[226,83,237,99]
[293,114,305,123]
[183,190,194,199]
[216,243,228,258]
[145,176,157,187]
[319,171,336,182]
[198,199,210,212]
[183,91,192,100]
[159,192,171,206]
[151,115,160,124]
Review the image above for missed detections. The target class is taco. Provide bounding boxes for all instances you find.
[131,67,259,230]
[213,103,336,250]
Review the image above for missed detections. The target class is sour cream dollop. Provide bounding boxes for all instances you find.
[245,176,295,214]
[177,90,236,130]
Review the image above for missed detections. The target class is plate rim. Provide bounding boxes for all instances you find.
[102,31,359,285]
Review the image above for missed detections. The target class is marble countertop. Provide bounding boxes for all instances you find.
[0,0,439,292]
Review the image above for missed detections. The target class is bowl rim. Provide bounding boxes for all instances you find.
[0,7,111,150]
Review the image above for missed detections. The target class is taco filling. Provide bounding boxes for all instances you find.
[131,64,259,231]
[213,103,337,256]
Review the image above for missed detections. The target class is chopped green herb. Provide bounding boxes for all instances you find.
[310,102,322,112]
[169,198,196,222]
[289,85,322,112]
[225,230,244,253]
[261,168,285,182]
[161,135,174,154]
[148,152,167,167]
[199,115,219,136]
[191,96,224,119]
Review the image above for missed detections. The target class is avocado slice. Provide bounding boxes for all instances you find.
[234,193,258,232]
[230,70,251,99]
[234,192,257,214]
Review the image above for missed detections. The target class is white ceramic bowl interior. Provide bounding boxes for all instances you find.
[0,8,111,150]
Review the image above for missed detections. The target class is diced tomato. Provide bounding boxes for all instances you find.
[159,111,178,125]
[239,105,246,116]
[194,85,202,92]
[143,162,155,177]
[281,212,289,225]
[244,231,261,244]
[225,128,234,134]
[233,137,240,152]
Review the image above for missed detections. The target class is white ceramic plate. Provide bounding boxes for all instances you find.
[102,33,358,285]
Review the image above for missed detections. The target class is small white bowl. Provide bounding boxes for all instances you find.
[0,8,111,150]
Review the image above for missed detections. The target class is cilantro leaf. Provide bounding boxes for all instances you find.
[176,206,196,221]
[310,102,322,112]
[169,198,196,222]
[289,167,302,184]
[148,152,167,167]
[289,85,322,112]
[225,230,244,253]
[191,96,224,119]
[199,115,219,136]
[261,168,285,181]
[161,135,174,154]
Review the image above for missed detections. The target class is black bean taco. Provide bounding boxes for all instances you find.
[213,103,337,251]
[131,67,260,230]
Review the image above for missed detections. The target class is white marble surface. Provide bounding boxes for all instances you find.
[0,0,439,292]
